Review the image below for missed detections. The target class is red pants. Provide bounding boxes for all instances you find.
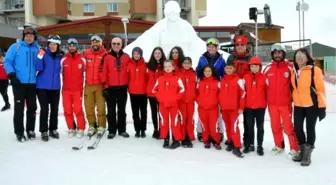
[198,107,220,144]
[268,104,299,151]
[179,102,195,141]
[62,90,86,130]
[159,106,182,140]
[221,110,242,148]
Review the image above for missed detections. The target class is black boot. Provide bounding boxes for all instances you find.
[181,134,189,148]
[186,140,193,148]
[301,144,314,166]
[243,144,255,154]
[152,130,159,139]
[27,131,36,140]
[107,132,116,139]
[197,132,203,142]
[41,132,49,142]
[170,138,181,149]
[16,134,26,143]
[1,104,10,111]
[135,131,140,138]
[140,131,146,138]
[163,139,169,148]
[119,132,130,138]
[232,148,244,158]
[49,130,59,139]
[293,145,305,162]
[225,143,234,152]
[257,145,264,156]
[213,143,222,150]
[204,141,211,149]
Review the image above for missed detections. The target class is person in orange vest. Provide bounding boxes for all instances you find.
[219,62,245,158]
[178,57,197,148]
[243,56,267,156]
[83,35,107,137]
[0,53,10,111]
[61,38,86,138]
[290,48,326,166]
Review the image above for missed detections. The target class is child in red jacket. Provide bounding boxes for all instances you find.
[179,57,197,148]
[242,56,267,156]
[152,60,185,149]
[169,46,185,73]
[0,53,10,111]
[196,65,221,150]
[128,47,148,138]
[219,62,245,158]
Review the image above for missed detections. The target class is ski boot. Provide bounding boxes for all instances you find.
[87,127,97,137]
[96,127,105,137]
[27,131,36,140]
[49,130,59,139]
[257,146,264,156]
[243,144,255,153]
[16,134,27,143]
[232,148,244,158]
[152,130,159,139]
[76,130,84,138]
[68,130,76,138]
[41,132,49,142]
[140,131,146,138]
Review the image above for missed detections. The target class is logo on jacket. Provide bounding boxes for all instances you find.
[284,72,289,78]
[78,64,82,69]
[87,59,92,63]
[166,82,169,86]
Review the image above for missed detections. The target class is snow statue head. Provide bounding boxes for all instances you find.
[164,1,181,22]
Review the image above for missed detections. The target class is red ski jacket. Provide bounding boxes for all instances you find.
[173,58,181,73]
[83,48,107,85]
[178,68,197,103]
[263,61,293,106]
[196,76,220,110]
[227,53,251,78]
[243,71,267,109]
[0,60,8,80]
[101,50,130,88]
[219,74,245,111]
[61,52,86,91]
[152,72,185,107]
[127,58,147,94]
[146,65,163,97]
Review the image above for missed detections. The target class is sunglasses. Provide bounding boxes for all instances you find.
[112,42,121,46]
[67,38,78,45]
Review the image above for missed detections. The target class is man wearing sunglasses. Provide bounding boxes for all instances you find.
[195,37,226,143]
[101,37,130,139]
[3,26,39,142]
[83,35,107,137]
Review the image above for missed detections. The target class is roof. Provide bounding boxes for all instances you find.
[193,26,236,32]
[238,22,284,29]
[287,42,336,59]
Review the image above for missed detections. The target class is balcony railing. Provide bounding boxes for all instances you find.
[1,0,24,12]
[163,0,191,11]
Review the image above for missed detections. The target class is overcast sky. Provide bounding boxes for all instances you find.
[199,0,336,49]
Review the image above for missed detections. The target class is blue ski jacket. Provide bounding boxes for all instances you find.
[196,52,226,80]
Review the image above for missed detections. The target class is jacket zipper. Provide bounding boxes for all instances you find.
[28,48,31,83]
[118,55,121,86]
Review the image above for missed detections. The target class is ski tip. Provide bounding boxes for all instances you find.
[87,146,94,150]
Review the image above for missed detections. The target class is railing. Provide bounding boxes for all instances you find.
[3,0,24,10]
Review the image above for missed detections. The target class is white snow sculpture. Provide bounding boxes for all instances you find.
[124,1,230,68]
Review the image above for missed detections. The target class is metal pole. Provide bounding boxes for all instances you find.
[298,1,301,48]
[309,39,313,58]
[123,22,128,47]
[302,0,305,47]
[255,13,258,56]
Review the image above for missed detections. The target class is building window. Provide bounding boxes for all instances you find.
[216,32,230,38]
[107,3,118,12]
[83,4,94,13]
[199,32,216,38]
[7,17,25,27]
[67,1,71,11]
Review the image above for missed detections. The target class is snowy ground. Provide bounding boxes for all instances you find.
[0,83,335,185]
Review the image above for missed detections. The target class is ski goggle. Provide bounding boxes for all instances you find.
[67,38,78,45]
[48,35,61,40]
[206,38,219,46]
[90,35,102,42]
[23,28,35,34]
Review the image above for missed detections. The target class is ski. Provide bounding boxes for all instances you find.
[87,130,105,150]
[72,136,92,150]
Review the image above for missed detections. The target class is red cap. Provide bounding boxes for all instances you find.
[249,56,262,65]
[235,36,248,45]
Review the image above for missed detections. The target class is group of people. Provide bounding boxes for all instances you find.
[2,26,327,167]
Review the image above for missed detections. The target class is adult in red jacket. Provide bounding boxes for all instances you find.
[219,63,245,158]
[152,60,185,149]
[128,47,148,138]
[83,35,107,137]
[226,33,251,148]
[101,37,130,139]
[263,43,299,157]
[196,65,221,150]
[61,38,86,138]
[0,53,10,111]
[178,57,197,148]
[243,56,267,156]
[146,47,165,139]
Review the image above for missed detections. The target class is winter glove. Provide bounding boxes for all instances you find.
[103,89,109,99]
[8,73,21,87]
[318,108,326,121]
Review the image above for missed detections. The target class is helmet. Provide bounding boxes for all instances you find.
[22,26,38,40]
[67,38,78,47]
[249,56,262,65]
[270,43,286,60]
[206,38,219,46]
[47,35,61,45]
